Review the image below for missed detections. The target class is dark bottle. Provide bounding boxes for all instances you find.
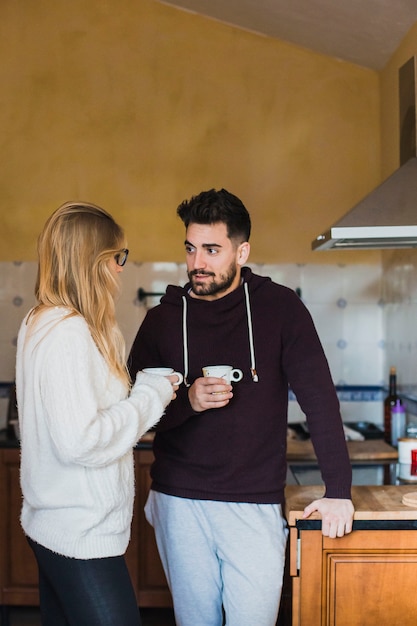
[384,366,401,444]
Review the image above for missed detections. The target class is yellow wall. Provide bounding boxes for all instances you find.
[0,0,382,264]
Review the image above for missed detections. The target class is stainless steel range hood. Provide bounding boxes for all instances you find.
[312,57,417,251]
[312,157,417,250]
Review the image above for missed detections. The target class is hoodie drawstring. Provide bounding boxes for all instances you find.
[182,295,190,387]
[181,284,259,385]
[244,282,259,382]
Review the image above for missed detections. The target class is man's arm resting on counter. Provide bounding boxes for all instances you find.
[302,498,355,538]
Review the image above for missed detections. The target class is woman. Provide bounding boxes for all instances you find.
[16,202,178,626]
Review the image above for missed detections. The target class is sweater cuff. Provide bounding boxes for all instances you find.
[133,371,173,408]
[324,486,352,500]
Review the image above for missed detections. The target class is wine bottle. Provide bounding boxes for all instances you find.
[384,366,401,444]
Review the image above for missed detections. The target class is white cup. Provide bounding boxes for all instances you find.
[398,438,417,464]
[202,365,243,383]
[398,463,417,482]
[142,367,183,385]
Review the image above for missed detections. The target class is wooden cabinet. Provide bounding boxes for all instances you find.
[286,485,417,626]
[0,447,171,608]
[0,449,39,606]
[127,449,172,607]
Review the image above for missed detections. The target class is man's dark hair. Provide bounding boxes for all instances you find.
[177,188,251,242]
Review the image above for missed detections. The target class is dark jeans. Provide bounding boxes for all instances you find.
[27,537,141,626]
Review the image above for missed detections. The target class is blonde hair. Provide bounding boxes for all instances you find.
[31,201,130,388]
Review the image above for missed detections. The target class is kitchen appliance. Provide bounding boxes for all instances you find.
[312,56,417,250]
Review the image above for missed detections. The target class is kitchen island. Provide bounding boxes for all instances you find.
[285,485,417,626]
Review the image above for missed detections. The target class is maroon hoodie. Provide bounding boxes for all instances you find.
[128,267,352,504]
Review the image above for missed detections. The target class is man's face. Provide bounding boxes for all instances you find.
[184,222,250,300]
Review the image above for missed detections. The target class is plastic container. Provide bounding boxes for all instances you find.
[391,399,406,447]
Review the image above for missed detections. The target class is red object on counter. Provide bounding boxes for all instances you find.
[411,450,417,476]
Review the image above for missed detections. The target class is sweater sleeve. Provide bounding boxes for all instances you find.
[282,294,352,499]
[39,320,172,467]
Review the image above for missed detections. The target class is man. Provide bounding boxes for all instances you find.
[128,188,354,626]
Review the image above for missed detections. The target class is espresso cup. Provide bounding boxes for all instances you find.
[202,365,243,383]
[142,367,183,385]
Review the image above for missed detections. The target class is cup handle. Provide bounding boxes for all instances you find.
[231,369,243,382]
[172,371,184,385]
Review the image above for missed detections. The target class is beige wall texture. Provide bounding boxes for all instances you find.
[0,0,390,264]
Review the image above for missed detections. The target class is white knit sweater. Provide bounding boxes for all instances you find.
[16,306,172,559]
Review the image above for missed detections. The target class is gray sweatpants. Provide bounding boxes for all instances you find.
[145,490,288,626]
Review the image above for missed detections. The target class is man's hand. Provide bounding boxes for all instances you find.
[302,497,354,538]
[188,376,233,412]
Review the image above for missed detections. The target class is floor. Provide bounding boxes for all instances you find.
[3,607,176,625]
[3,604,293,625]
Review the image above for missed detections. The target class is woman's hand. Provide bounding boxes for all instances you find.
[167,374,181,400]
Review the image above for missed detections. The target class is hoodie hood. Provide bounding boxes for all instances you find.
[161,267,269,386]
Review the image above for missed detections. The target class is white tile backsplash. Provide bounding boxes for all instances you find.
[255,263,303,292]
[300,264,346,304]
[342,263,383,303]
[338,343,384,385]
[343,303,383,344]
[9,253,417,426]
[308,302,344,343]
[382,250,417,395]
[0,260,392,412]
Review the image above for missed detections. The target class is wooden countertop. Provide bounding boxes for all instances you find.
[287,438,398,461]
[285,485,417,524]
[141,433,398,459]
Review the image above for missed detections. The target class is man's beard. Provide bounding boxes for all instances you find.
[189,263,237,297]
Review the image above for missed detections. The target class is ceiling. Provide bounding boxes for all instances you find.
[160,0,417,70]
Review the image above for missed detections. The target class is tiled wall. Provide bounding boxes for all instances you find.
[4,256,417,428]
[0,260,386,382]
[0,260,386,427]
[0,262,38,383]
[382,249,417,407]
